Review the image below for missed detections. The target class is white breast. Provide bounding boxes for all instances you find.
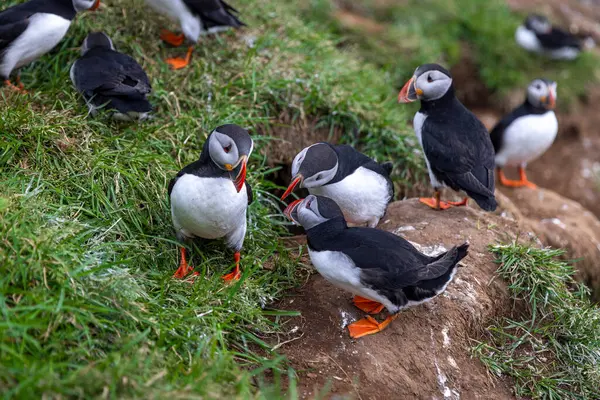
[170,174,248,240]
[495,111,558,167]
[548,47,580,60]
[1,13,71,78]
[144,0,202,41]
[515,26,542,53]
[310,166,391,227]
[308,248,398,312]
[413,112,444,189]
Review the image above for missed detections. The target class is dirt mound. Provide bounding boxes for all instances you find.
[274,199,519,399]
[497,187,600,300]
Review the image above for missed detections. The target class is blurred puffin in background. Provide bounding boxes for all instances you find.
[491,78,558,189]
[144,0,245,69]
[398,63,497,212]
[0,0,100,92]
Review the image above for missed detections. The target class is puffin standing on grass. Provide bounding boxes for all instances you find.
[284,195,468,339]
[169,124,253,282]
[0,0,100,92]
[280,142,394,228]
[144,0,245,69]
[71,32,152,121]
[516,14,590,60]
[398,63,497,212]
[491,79,558,189]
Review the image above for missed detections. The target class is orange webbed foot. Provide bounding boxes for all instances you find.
[419,197,452,210]
[498,167,538,189]
[347,315,397,339]
[173,247,195,279]
[4,79,27,94]
[165,46,193,70]
[160,29,185,47]
[222,252,241,283]
[353,296,385,314]
[447,197,468,207]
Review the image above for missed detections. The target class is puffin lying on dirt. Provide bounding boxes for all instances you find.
[284,195,468,339]
[516,14,591,60]
[144,0,245,69]
[71,32,152,121]
[0,0,100,92]
[281,142,394,228]
[169,124,253,281]
[491,78,558,189]
[399,63,497,211]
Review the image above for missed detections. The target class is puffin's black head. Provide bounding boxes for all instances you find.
[283,195,343,230]
[81,32,114,55]
[398,63,453,103]
[69,0,101,12]
[526,78,557,110]
[524,14,551,34]
[280,143,338,200]
[208,124,254,193]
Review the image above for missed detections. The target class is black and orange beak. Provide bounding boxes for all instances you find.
[91,0,101,11]
[283,198,303,224]
[233,156,247,193]
[280,175,303,200]
[547,88,556,109]
[398,76,420,103]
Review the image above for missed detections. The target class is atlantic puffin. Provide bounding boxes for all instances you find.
[0,0,100,92]
[144,0,245,69]
[491,79,558,189]
[398,63,497,211]
[284,195,468,339]
[169,124,253,281]
[70,32,152,121]
[280,143,393,228]
[516,14,587,60]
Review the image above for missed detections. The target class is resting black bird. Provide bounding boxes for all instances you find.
[144,0,245,69]
[398,63,497,211]
[284,195,468,339]
[0,0,100,92]
[70,32,152,121]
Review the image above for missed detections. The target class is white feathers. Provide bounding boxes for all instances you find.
[144,0,204,42]
[515,25,580,60]
[1,13,71,78]
[413,111,445,189]
[495,111,558,167]
[170,174,248,250]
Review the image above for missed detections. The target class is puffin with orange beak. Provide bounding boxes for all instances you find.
[490,78,558,189]
[168,124,253,281]
[398,63,497,211]
[0,0,101,93]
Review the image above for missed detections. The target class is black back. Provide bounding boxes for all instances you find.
[490,100,550,154]
[183,0,245,28]
[537,27,581,50]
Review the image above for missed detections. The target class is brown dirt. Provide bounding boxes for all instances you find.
[272,199,520,400]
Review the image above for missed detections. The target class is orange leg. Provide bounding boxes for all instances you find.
[173,247,197,279]
[4,79,27,94]
[497,167,537,189]
[221,251,241,282]
[165,46,194,70]
[420,190,453,210]
[352,296,385,314]
[160,29,185,47]
[348,314,398,339]
[447,197,468,207]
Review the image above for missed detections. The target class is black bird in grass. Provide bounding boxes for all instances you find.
[284,195,468,339]
[0,0,100,92]
[71,32,152,121]
[398,63,497,211]
[144,0,245,69]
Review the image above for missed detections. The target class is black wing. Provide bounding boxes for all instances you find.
[490,104,530,154]
[538,28,581,50]
[183,0,245,28]
[0,19,28,61]
[245,180,253,205]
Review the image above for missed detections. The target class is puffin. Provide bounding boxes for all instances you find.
[398,63,497,212]
[280,142,394,228]
[168,124,253,281]
[491,78,558,189]
[284,195,468,339]
[144,0,245,69]
[70,32,153,121]
[0,0,100,92]
[515,14,588,60]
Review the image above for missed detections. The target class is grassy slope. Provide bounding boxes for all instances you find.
[0,0,422,397]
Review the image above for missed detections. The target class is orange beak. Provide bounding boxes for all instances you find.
[280,175,303,200]
[283,198,303,223]
[547,89,556,109]
[398,76,419,103]
[91,0,100,11]
[233,157,247,193]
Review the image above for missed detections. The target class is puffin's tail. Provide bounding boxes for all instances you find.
[417,242,469,291]
[380,161,393,176]
[468,192,497,212]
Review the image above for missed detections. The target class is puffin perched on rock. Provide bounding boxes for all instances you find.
[491,78,558,189]
[284,195,468,339]
[169,124,253,281]
[399,63,497,211]
[144,0,245,69]
[516,14,590,60]
[71,32,152,121]
[281,142,394,228]
[0,0,100,92]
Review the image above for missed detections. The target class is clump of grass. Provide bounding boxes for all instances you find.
[472,242,600,399]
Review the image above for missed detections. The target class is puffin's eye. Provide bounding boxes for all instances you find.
[427,75,433,83]
[316,174,322,180]
[223,144,232,153]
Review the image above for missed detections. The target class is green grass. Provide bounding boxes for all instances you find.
[0,0,425,397]
[473,242,600,399]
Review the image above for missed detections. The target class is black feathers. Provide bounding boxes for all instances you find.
[183,0,245,29]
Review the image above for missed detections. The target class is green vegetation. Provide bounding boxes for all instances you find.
[473,243,600,399]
